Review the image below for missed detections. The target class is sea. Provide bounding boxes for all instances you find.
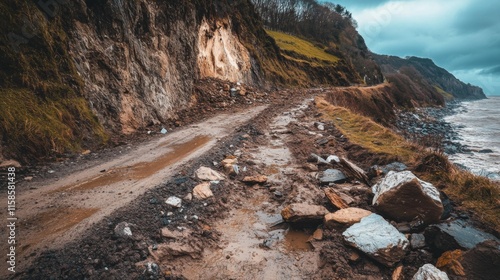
[444,96,500,180]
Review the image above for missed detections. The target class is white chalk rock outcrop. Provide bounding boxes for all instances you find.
[343,213,409,267]
[412,264,449,280]
[372,171,443,224]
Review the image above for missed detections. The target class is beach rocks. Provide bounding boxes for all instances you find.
[319,169,347,185]
[324,207,372,226]
[343,214,409,267]
[281,203,329,225]
[372,171,443,224]
[412,264,449,280]
[425,220,500,253]
[195,166,226,181]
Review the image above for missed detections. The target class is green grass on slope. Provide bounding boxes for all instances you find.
[265,29,339,65]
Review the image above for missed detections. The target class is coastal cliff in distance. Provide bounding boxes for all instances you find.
[373,54,486,100]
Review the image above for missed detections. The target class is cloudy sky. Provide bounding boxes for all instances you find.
[326,0,500,96]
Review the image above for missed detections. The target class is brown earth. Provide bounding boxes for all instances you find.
[1,85,497,280]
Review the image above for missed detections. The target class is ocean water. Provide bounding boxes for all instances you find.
[444,96,500,180]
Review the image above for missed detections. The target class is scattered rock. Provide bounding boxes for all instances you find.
[242,175,268,184]
[165,196,182,208]
[183,193,193,201]
[145,262,160,276]
[342,214,409,267]
[340,157,369,185]
[461,240,500,280]
[281,203,329,225]
[371,162,408,177]
[308,153,331,166]
[309,228,323,241]
[412,264,449,280]
[149,242,200,261]
[436,250,465,276]
[425,220,500,253]
[24,176,34,181]
[319,169,347,185]
[114,222,133,238]
[324,188,348,209]
[316,138,329,145]
[325,207,372,227]
[315,122,325,131]
[81,150,91,155]
[392,265,404,280]
[372,171,443,224]
[410,234,426,249]
[303,163,318,172]
[192,182,213,199]
[326,155,340,163]
[195,166,226,181]
[161,228,191,240]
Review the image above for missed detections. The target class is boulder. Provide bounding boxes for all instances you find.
[192,182,213,199]
[281,203,329,225]
[319,169,347,185]
[412,264,449,280]
[325,207,372,227]
[324,188,348,209]
[343,214,409,267]
[242,175,268,184]
[372,171,443,224]
[195,166,226,181]
[424,220,500,253]
[462,240,500,280]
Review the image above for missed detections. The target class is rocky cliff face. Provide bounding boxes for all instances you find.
[70,0,260,134]
[373,54,486,100]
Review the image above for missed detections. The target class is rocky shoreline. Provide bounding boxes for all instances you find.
[396,100,500,180]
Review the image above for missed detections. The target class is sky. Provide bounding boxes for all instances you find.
[326,0,500,96]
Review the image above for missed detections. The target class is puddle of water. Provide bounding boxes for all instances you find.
[19,207,98,254]
[55,135,211,192]
[284,229,313,251]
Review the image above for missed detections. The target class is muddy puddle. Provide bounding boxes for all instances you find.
[54,135,211,192]
[19,207,99,254]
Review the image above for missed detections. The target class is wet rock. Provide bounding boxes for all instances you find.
[478,149,494,153]
[324,188,348,209]
[340,157,369,185]
[192,182,213,199]
[412,264,449,280]
[319,169,347,185]
[411,234,426,249]
[372,171,443,224]
[461,240,500,280]
[165,196,182,208]
[114,222,133,238]
[195,166,226,181]
[281,203,329,225]
[425,220,500,253]
[242,175,268,184]
[436,250,465,276]
[343,214,409,267]
[440,192,453,220]
[325,207,372,227]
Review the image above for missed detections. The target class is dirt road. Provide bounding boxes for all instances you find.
[0,105,267,276]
